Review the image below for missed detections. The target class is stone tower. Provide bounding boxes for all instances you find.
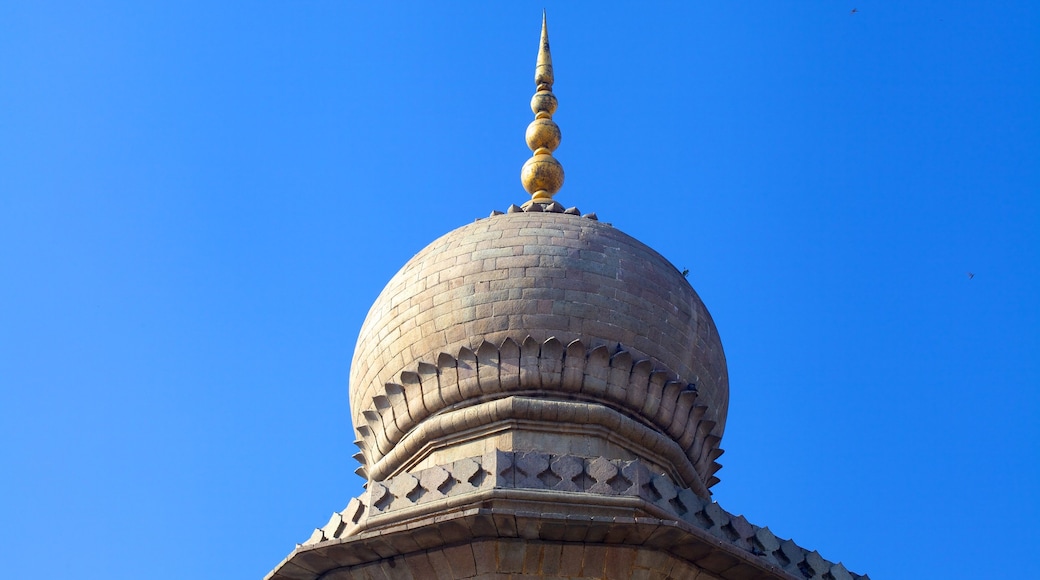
[267,15,867,580]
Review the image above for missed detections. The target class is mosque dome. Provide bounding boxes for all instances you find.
[346,16,728,496]
[269,16,869,580]
[349,205,729,494]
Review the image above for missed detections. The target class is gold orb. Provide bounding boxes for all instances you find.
[521,154,564,196]
[525,118,561,152]
[530,91,558,116]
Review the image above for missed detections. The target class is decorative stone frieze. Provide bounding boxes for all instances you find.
[297,450,867,580]
[354,337,723,493]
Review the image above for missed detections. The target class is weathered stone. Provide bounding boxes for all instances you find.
[456,347,480,401]
[621,460,651,498]
[538,337,564,389]
[728,514,756,550]
[443,544,476,577]
[650,474,679,514]
[562,339,586,392]
[490,449,514,488]
[389,473,422,505]
[368,482,392,513]
[779,539,806,574]
[753,526,780,554]
[494,539,524,572]
[540,542,563,575]
[400,370,428,429]
[419,465,452,501]
[403,551,437,580]
[805,550,829,578]
[425,550,454,579]
[320,512,344,541]
[514,452,550,489]
[627,359,653,410]
[559,544,584,576]
[519,336,541,389]
[453,457,483,492]
[550,455,583,492]
[676,488,703,519]
[498,337,521,391]
[343,498,365,526]
[303,528,324,546]
[587,456,619,495]
[604,350,632,401]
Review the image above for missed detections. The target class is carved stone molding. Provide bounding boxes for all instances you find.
[354,336,724,491]
[299,451,863,580]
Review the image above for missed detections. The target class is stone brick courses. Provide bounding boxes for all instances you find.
[402,552,438,580]
[471,541,497,574]
[472,247,515,261]
[441,544,477,577]
[350,211,728,449]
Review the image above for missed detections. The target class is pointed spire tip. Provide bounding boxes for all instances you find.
[521,11,564,205]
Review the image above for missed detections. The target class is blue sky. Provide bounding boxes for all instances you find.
[1,2,1037,578]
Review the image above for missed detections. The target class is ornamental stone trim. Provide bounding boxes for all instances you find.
[354,337,724,491]
[302,451,866,580]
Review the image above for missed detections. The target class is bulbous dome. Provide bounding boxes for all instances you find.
[349,208,729,491]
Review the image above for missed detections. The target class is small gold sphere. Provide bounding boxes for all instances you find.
[525,118,561,152]
[521,154,564,196]
[530,91,558,116]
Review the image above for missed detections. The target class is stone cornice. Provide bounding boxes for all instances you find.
[267,451,866,580]
[354,336,724,492]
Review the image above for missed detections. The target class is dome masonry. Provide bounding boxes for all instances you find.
[349,209,730,492]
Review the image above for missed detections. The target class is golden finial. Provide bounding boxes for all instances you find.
[521,11,564,206]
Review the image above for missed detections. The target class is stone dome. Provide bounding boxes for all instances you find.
[349,208,729,493]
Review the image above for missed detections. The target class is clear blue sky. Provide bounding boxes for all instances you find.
[1,2,1037,578]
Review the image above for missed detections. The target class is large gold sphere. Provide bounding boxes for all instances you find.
[520,154,564,195]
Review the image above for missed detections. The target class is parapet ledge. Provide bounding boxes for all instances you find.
[296,450,867,580]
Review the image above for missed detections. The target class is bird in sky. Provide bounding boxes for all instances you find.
[967,272,975,279]
[851,8,859,14]
[681,268,690,277]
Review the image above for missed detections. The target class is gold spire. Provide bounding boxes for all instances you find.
[520,11,564,206]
